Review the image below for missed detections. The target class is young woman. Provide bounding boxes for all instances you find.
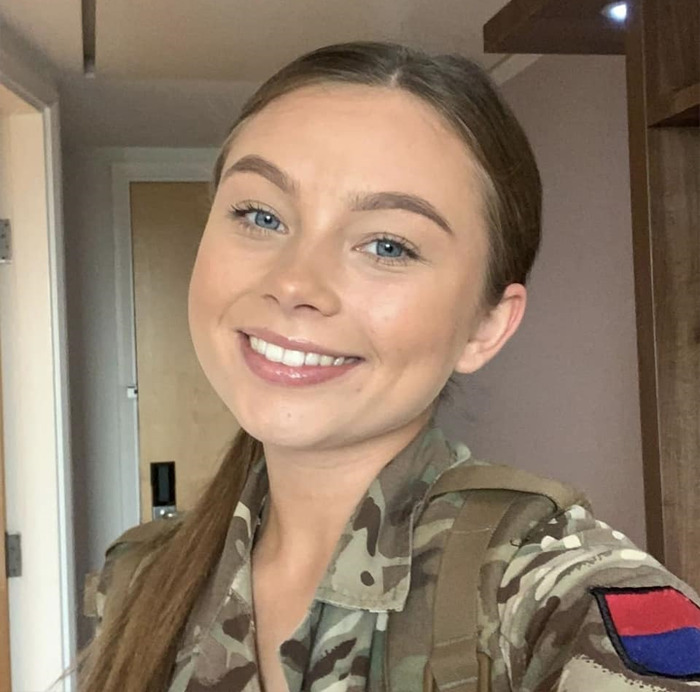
[80,42,700,692]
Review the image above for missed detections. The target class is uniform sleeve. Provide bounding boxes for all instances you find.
[84,540,136,639]
[84,520,178,639]
[497,505,700,691]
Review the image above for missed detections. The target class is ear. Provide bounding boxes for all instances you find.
[454,283,527,375]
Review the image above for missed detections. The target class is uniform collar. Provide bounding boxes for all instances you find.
[232,422,471,615]
[312,422,470,612]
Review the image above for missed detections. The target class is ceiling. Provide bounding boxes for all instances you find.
[1,0,534,149]
[95,0,511,79]
[0,82,37,115]
[0,0,83,73]
[0,0,513,80]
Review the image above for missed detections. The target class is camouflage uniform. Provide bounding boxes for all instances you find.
[94,424,700,690]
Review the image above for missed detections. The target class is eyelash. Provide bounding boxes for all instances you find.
[363,234,422,266]
[227,203,423,266]
[228,202,285,234]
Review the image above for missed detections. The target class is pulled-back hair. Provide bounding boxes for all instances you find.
[215,42,541,309]
[79,41,541,692]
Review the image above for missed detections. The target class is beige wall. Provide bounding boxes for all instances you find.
[0,109,66,690]
[438,55,645,547]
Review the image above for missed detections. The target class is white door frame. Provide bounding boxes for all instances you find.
[0,23,75,691]
[111,149,217,529]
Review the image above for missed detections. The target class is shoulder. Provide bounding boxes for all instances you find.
[84,518,182,633]
[495,503,700,690]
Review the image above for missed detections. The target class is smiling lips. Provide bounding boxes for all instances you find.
[249,334,359,367]
[239,331,362,386]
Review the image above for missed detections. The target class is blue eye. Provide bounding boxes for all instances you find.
[373,240,405,258]
[248,209,281,230]
[229,204,285,233]
[363,236,421,265]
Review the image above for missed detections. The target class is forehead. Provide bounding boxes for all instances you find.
[223,84,485,220]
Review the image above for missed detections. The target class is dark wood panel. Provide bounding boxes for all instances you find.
[645,0,699,94]
[649,127,700,589]
[644,0,700,127]
[483,0,625,55]
[649,83,700,128]
[81,0,96,74]
[626,0,700,590]
[625,2,665,562]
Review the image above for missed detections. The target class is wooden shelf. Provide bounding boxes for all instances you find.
[483,0,626,55]
[649,82,700,127]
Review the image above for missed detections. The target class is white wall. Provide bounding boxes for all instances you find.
[0,110,65,691]
[438,55,645,547]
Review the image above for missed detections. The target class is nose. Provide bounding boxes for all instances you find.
[259,238,342,317]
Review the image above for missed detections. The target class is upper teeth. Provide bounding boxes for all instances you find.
[249,335,354,367]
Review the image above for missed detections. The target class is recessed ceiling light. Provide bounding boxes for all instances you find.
[602,2,628,22]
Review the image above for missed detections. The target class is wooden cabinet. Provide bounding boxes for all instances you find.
[625,0,699,588]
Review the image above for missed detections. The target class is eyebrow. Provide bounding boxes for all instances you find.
[350,191,453,235]
[221,154,297,195]
[221,154,453,235]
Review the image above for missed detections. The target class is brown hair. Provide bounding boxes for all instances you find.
[79,41,541,692]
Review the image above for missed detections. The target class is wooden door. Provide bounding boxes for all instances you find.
[130,182,238,523]
[0,344,11,692]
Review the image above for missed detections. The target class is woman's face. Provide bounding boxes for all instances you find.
[189,84,523,451]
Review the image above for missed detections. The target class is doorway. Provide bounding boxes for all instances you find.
[0,66,75,691]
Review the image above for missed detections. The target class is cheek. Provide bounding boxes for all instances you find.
[188,234,235,334]
[355,275,470,361]
[188,246,216,327]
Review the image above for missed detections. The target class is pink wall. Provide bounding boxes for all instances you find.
[437,55,646,547]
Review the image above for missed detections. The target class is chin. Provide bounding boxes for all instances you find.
[233,402,340,450]
[244,422,333,452]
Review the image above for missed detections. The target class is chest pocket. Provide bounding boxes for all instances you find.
[385,464,587,692]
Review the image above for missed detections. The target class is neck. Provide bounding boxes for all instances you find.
[253,412,431,578]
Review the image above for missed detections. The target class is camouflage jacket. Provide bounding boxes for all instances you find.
[94,424,700,691]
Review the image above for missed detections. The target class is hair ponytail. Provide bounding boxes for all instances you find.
[78,428,262,692]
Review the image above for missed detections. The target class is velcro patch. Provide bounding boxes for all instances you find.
[592,586,700,679]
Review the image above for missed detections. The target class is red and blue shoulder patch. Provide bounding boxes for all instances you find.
[592,586,700,679]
